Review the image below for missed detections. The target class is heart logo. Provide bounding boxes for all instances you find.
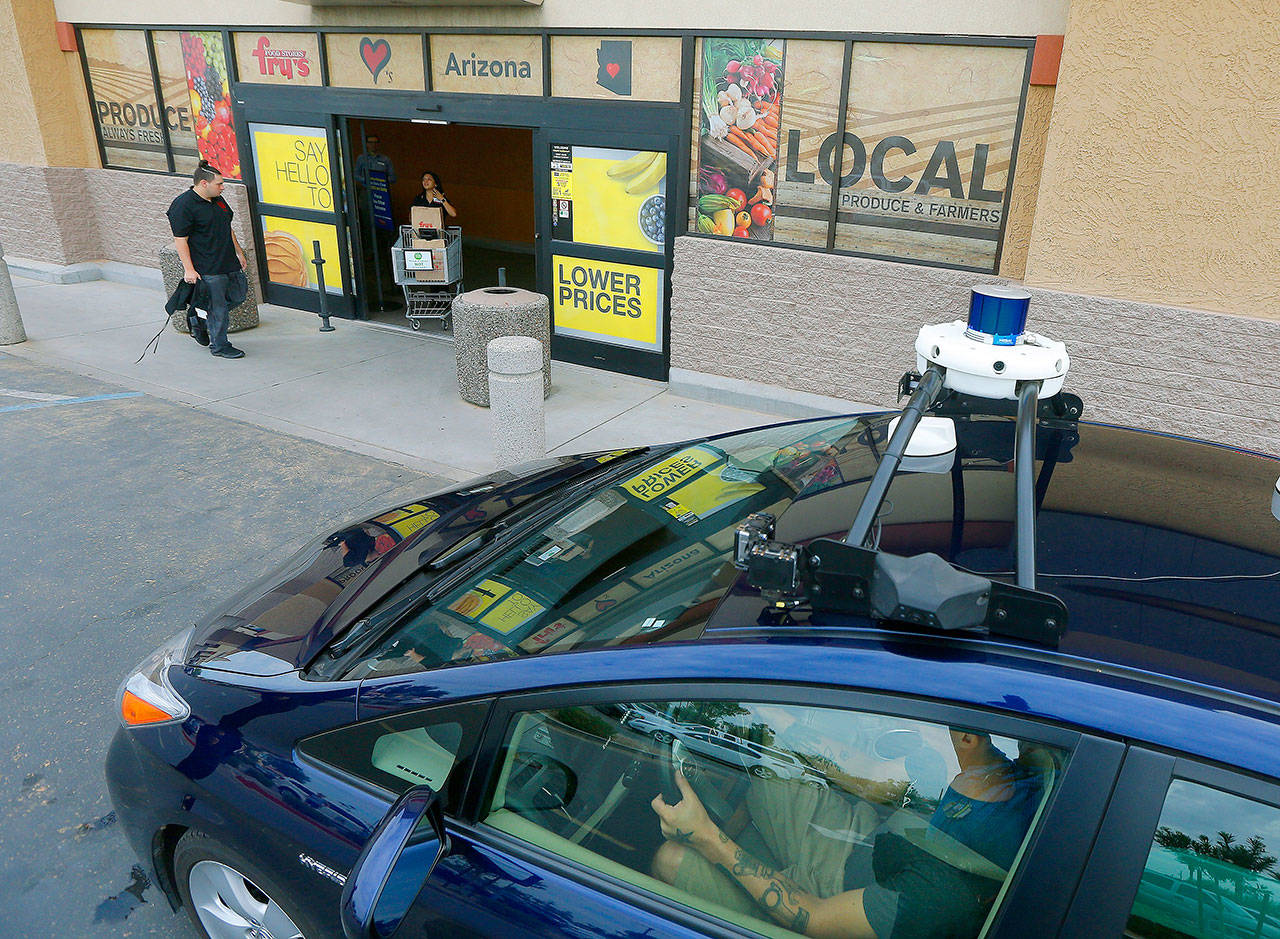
[359,38,391,83]
[605,62,620,78]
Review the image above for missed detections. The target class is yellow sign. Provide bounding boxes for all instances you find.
[480,591,547,635]
[552,255,662,352]
[551,146,665,253]
[621,446,722,502]
[251,124,334,211]
[448,579,510,619]
[373,505,441,538]
[259,216,341,294]
[667,471,765,519]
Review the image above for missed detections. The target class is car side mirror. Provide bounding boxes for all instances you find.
[340,785,450,939]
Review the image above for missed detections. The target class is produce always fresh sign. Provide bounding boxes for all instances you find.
[552,256,662,352]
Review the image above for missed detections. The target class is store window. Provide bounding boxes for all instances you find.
[834,42,1026,270]
[81,29,168,172]
[79,27,241,179]
[689,37,1032,273]
[1127,780,1280,939]
[482,696,1067,938]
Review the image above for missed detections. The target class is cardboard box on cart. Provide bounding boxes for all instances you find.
[408,205,448,282]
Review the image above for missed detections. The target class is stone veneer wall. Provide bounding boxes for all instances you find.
[671,236,1280,456]
[0,163,257,287]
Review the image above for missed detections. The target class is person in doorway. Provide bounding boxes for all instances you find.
[353,134,396,188]
[166,160,249,360]
[411,171,458,218]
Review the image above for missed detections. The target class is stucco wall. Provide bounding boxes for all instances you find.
[0,163,257,280]
[998,84,1054,280]
[54,0,1067,34]
[0,0,97,168]
[671,236,1280,455]
[1025,0,1280,320]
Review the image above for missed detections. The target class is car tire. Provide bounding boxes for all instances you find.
[173,829,320,939]
[749,764,776,780]
[652,730,673,744]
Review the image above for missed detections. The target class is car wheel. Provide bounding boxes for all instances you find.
[651,730,673,744]
[173,830,319,939]
[749,764,776,780]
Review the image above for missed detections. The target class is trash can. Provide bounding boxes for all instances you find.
[159,247,260,334]
[452,286,551,406]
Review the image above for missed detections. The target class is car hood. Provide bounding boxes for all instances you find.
[183,450,647,675]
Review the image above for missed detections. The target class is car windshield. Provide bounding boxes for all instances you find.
[339,417,861,679]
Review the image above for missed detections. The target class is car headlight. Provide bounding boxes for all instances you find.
[118,626,194,727]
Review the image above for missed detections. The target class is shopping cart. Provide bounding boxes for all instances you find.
[390,225,464,330]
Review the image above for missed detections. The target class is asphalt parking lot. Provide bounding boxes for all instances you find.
[0,353,446,936]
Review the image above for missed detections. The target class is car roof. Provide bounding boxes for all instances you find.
[706,416,1280,712]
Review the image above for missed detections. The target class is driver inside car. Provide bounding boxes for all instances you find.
[650,726,1044,939]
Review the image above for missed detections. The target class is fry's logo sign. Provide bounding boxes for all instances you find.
[251,37,311,80]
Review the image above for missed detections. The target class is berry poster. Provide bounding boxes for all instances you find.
[180,31,241,180]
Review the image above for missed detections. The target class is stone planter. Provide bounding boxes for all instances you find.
[159,246,260,333]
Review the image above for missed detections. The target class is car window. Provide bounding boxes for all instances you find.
[296,698,490,811]
[339,418,860,680]
[1127,779,1280,939]
[478,696,1069,938]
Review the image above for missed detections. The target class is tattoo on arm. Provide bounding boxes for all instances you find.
[719,847,815,933]
[670,828,695,846]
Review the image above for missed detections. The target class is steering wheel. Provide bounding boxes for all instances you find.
[658,737,737,826]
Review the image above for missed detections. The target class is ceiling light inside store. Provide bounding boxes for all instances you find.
[412,119,448,124]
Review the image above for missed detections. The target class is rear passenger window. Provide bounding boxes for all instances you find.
[1127,780,1280,939]
[480,697,1069,938]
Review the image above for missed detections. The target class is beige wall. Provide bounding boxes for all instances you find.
[999,84,1054,280]
[1025,0,1280,320]
[670,236,1280,455]
[55,0,1068,34]
[0,0,97,167]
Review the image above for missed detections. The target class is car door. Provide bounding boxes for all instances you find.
[378,681,1123,938]
[1062,751,1280,938]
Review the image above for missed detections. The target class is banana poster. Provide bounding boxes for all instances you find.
[550,145,666,253]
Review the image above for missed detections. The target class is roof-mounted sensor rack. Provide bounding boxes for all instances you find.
[736,285,1073,647]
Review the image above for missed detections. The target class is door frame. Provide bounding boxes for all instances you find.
[233,103,356,317]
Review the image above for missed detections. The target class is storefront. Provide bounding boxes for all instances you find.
[75,23,1036,382]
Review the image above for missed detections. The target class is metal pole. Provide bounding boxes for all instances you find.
[497,267,507,287]
[845,365,947,547]
[1014,380,1041,589]
[0,237,28,345]
[312,240,335,332]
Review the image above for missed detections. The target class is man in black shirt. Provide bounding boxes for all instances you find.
[167,160,249,359]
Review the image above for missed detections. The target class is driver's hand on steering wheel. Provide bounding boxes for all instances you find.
[651,767,719,852]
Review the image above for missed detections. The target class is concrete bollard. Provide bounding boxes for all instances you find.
[0,237,28,345]
[487,336,546,468]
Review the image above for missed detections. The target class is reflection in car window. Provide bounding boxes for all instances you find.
[480,698,1068,938]
[1127,780,1280,939]
[340,419,859,680]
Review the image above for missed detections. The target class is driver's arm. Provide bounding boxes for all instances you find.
[653,772,877,939]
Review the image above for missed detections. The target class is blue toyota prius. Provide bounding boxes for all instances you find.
[107,306,1280,939]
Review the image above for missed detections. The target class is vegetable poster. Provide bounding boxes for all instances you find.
[693,38,785,242]
[551,145,666,253]
[180,31,241,179]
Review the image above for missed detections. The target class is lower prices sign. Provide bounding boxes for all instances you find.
[552,256,663,352]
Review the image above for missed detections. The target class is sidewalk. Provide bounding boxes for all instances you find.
[2,276,873,481]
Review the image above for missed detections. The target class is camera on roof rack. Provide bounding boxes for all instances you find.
[917,285,1069,400]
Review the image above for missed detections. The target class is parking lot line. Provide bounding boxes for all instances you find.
[0,392,143,414]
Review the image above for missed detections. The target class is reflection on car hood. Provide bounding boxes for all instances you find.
[184,451,646,675]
